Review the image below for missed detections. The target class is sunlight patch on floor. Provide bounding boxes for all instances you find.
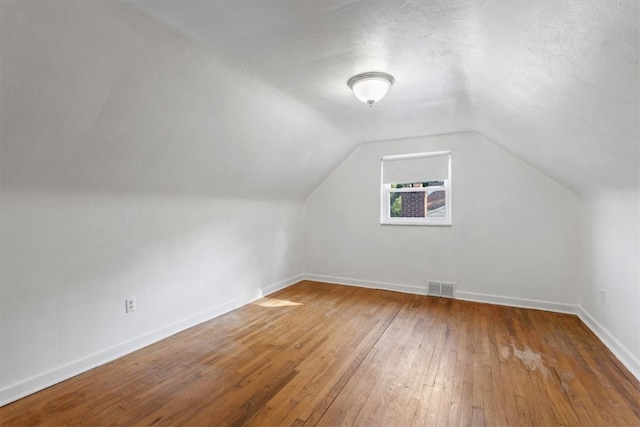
[255,298,303,307]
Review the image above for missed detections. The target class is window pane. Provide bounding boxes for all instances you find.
[389,189,447,219]
[389,191,402,217]
[391,181,444,189]
[427,190,446,218]
[389,191,427,218]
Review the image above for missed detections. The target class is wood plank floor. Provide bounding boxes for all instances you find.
[2,280,639,426]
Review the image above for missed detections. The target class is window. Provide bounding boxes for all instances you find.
[380,151,451,226]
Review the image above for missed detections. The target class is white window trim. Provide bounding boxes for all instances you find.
[380,150,452,226]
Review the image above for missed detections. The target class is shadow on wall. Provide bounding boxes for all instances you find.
[0,0,351,201]
[0,189,302,391]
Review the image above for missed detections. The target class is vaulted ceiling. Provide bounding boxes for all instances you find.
[1,1,638,199]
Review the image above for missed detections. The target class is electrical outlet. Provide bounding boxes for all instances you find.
[126,297,136,313]
[600,289,605,303]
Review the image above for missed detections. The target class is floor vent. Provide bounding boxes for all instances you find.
[428,281,441,296]
[427,280,456,298]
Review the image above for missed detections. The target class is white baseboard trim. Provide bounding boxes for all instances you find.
[577,307,640,382]
[262,273,304,296]
[4,274,637,407]
[304,274,579,314]
[0,274,304,407]
[304,274,427,296]
[455,290,579,315]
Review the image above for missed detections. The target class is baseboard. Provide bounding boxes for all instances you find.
[4,274,637,407]
[262,273,304,296]
[304,273,427,296]
[455,290,579,315]
[577,307,640,382]
[304,274,579,314]
[0,274,303,407]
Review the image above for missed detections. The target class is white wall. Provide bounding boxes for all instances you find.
[0,0,351,201]
[1,0,313,405]
[304,132,579,309]
[578,191,640,379]
[2,131,637,407]
[0,190,304,405]
[1,0,636,409]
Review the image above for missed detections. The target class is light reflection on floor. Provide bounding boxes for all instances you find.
[255,297,303,308]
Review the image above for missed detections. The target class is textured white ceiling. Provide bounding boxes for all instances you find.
[130,0,479,142]
[2,1,638,199]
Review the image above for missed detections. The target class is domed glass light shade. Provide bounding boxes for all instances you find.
[347,72,395,106]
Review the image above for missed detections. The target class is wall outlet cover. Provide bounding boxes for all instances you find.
[126,297,136,313]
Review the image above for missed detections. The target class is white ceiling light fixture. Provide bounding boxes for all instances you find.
[347,72,395,107]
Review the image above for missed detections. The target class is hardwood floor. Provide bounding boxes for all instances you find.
[2,280,639,426]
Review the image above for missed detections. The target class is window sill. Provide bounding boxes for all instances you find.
[380,220,452,227]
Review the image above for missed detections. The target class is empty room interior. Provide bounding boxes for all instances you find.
[1,0,639,426]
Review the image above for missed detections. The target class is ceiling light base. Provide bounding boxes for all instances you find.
[347,72,395,106]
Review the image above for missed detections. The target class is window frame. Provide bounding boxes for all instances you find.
[380,150,452,226]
